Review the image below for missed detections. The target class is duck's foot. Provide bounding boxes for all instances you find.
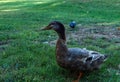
[73,72,83,82]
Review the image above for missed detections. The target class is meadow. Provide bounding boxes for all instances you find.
[0,0,120,82]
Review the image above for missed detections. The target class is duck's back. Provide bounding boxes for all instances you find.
[62,48,107,71]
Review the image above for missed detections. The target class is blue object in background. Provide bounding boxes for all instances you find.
[69,21,76,28]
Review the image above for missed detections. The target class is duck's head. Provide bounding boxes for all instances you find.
[41,21,65,33]
[41,21,66,40]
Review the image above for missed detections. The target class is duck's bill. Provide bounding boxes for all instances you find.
[41,26,52,30]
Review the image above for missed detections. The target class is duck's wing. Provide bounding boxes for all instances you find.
[68,48,107,62]
[67,48,107,70]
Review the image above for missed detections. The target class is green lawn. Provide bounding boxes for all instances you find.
[0,0,120,82]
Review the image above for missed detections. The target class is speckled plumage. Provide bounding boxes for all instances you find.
[42,21,107,72]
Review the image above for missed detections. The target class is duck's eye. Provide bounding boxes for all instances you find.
[50,24,59,30]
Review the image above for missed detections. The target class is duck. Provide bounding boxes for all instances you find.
[41,21,107,82]
[69,20,76,28]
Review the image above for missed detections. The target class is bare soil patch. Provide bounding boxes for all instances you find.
[67,25,120,42]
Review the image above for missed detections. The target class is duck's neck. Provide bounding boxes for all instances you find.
[57,32,66,41]
[56,32,68,57]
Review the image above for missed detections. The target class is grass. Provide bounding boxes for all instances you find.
[0,0,120,82]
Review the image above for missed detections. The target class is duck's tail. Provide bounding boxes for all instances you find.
[103,55,108,61]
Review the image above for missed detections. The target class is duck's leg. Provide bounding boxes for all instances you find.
[73,72,83,82]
